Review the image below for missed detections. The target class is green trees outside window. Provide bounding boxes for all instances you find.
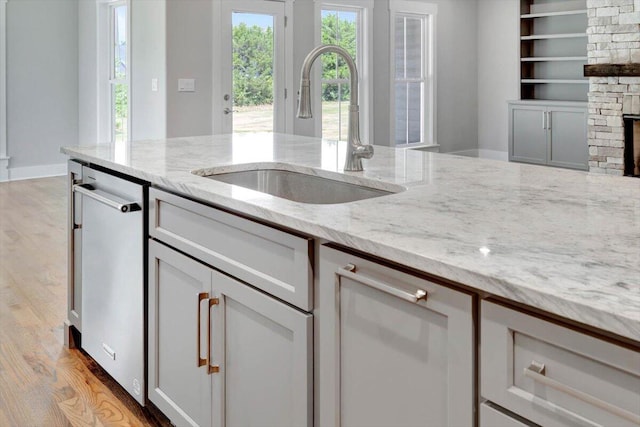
[232,15,356,107]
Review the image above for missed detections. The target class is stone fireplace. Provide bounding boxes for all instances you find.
[584,0,640,176]
[623,115,640,175]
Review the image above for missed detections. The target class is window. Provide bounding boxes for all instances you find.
[316,1,372,143]
[390,1,436,147]
[109,2,128,143]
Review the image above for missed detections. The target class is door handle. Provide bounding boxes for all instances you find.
[337,264,428,304]
[524,361,640,424]
[223,107,237,115]
[208,297,220,374]
[197,292,209,368]
[547,112,551,130]
[73,184,140,213]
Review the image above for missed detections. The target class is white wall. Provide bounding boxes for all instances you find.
[166,0,213,138]
[130,0,167,140]
[477,0,519,155]
[373,0,479,152]
[78,0,98,146]
[6,0,78,179]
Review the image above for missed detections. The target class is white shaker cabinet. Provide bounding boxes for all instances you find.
[509,101,588,171]
[317,245,475,427]
[148,240,214,427]
[148,239,312,427]
[481,300,640,427]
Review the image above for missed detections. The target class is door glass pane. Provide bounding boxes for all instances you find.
[113,83,128,143]
[321,9,357,142]
[322,83,350,142]
[232,12,275,133]
[113,5,127,79]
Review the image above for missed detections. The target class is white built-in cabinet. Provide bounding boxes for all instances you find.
[317,245,475,427]
[147,188,313,427]
[509,101,588,170]
[510,0,589,171]
[480,301,640,426]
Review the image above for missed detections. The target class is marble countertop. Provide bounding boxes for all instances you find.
[62,133,640,342]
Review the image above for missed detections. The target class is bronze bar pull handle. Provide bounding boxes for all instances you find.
[197,292,209,367]
[208,297,220,374]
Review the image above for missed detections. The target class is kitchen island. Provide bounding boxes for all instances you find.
[63,133,640,427]
[62,132,640,341]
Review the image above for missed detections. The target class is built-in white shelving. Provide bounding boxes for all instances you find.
[521,79,589,84]
[519,0,588,102]
[521,57,587,62]
[521,9,587,19]
[521,33,587,40]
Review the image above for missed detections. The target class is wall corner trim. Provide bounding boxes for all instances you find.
[0,0,7,169]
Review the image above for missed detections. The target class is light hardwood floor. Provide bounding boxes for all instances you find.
[0,177,165,427]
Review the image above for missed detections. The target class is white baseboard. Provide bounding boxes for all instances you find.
[0,157,8,182]
[7,162,67,181]
[448,149,508,162]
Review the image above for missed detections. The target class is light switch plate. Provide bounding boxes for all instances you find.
[178,79,195,92]
[151,78,158,92]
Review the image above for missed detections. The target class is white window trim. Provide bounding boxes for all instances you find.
[98,0,131,144]
[389,0,437,148]
[314,0,374,144]
[0,0,8,181]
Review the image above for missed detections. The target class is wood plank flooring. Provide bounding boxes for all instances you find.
[0,177,166,427]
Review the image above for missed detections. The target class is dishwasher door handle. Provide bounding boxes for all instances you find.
[74,184,141,213]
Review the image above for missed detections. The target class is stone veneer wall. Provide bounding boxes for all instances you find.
[587,0,640,174]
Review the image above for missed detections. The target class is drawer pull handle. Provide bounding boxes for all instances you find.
[338,264,428,304]
[197,292,209,368]
[208,297,220,375]
[524,361,640,424]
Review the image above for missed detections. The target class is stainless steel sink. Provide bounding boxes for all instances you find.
[201,169,399,204]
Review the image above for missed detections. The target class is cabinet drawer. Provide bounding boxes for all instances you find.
[481,301,640,427]
[149,188,313,311]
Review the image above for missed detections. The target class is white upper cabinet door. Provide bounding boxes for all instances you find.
[317,245,475,427]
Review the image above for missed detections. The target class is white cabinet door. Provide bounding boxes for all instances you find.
[148,240,213,427]
[211,268,312,427]
[318,245,474,427]
[548,107,588,170]
[510,105,547,165]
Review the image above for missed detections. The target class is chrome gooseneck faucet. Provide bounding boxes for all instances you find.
[297,45,374,172]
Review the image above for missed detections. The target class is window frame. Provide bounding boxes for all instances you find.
[108,0,129,143]
[389,0,437,148]
[98,0,131,144]
[314,0,373,144]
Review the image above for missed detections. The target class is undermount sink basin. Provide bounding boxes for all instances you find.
[200,169,400,204]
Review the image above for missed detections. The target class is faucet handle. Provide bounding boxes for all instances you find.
[355,144,374,159]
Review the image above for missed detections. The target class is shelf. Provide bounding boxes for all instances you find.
[521,33,587,40]
[521,79,589,84]
[521,9,587,18]
[521,56,587,62]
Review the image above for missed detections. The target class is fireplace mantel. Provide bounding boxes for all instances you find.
[584,64,640,77]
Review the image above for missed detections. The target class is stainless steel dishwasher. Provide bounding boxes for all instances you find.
[73,165,147,405]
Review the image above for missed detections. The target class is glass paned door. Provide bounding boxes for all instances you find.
[220,1,285,134]
[320,9,358,142]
